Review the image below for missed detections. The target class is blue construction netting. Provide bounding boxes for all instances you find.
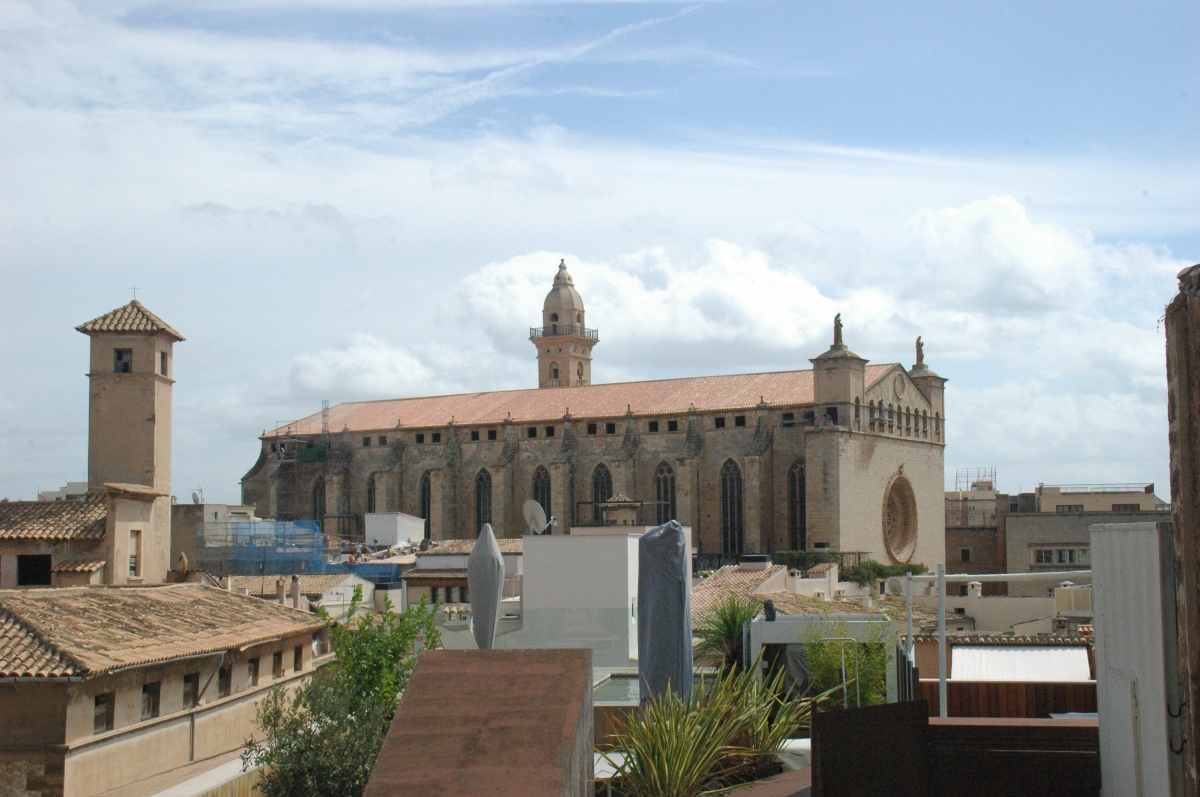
[195,521,403,581]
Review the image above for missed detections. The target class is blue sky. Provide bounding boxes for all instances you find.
[1,0,1196,502]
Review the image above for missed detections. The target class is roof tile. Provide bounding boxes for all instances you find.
[76,301,184,341]
[0,492,107,541]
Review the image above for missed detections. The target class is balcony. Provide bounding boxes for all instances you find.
[529,324,599,340]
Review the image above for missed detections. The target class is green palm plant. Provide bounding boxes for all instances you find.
[694,594,762,672]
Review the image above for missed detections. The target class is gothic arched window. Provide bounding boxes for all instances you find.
[869,400,876,431]
[654,462,676,525]
[905,407,912,435]
[922,410,929,439]
[475,469,493,533]
[720,459,744,557]
[887,404,895,433]
[935,412,942,442]
[787,460,806,551]
[592,463,613,522]
[420,471,432,540]
[366,474,377,514]
[854,398,861,430]
[532,466,551,521]
[312,477,326,531]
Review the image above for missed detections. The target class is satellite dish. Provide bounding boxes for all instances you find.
[886,577,904,596]
[191,492,201,505]
[522,499,548,535]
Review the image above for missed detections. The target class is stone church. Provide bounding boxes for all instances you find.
[242,261,947,565]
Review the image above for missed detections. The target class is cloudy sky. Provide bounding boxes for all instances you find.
[1,0,1196,503]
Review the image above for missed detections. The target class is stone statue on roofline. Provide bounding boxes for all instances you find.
[833,313,843,346]
[916,336,924,365]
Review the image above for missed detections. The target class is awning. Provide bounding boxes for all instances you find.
[950,646,1092,682]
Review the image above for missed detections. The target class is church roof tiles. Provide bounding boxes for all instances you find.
[76,300,185,341]
[266,365,896,437]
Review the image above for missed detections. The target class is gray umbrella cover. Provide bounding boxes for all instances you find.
[467,523,506,650]
[638,520,693,705]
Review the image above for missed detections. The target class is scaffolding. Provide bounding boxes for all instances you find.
[954,467,997,493]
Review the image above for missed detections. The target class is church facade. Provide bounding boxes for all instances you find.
[242,261,947,566]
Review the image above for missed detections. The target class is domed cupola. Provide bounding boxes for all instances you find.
[530,259,599,388]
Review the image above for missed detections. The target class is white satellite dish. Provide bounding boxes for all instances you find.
[522,499,549,535]
[886,577,905,596]
[191,492,201,505]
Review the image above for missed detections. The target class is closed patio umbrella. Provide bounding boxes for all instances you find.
[468,523,506,650]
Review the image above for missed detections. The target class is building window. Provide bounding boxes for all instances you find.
[804,411,815,423]
[592,463,613,523]
[868,401,876,431]
[183,673,200,709]
[129,529,142,578]
[431,586,440,604]
[587,423,597,435]
[1056,505,1084,513]
[141,682,161,720]
[734,415,746,427]
[94,693,115,734]
[471,430,480,441]
[273,651,284,679]
[882,476,918,562]
[362,436,371,447]
[415,433,425,444]
[475,469,493,532]
[528,427,538,438]
[420,471,432,540]
[533,466,552,520]
[379,436,387,446]
[160,351,169,376]
[545,426,555,437]
[667,420,679,432]
[605,422,616,435]
[787,461,806,551]
[720,460,744,557]
[16,554,51,586]
[366,474,377,514]
[648,421,659,433]
[715,417,726,429]
[888,404,894,432]
[1112,504,1141,512]
[294,645,303,672]
[825,406,839,425]
[551,363,559,380]
[922,411,928,439]
[488,429,497,441]
[783,412,795,427]
[462,586,469,603]
[1034,549,1054,565]
[431,432,441,443]
[218,665,231,697]
[1009,497,1020,512]
[655,462,676,525]
[248,658,260,687]
[854,398,860,430]
[114,348,132,373]
[960,548,971,563]
[935,412,941,441]
[312,478,325,530]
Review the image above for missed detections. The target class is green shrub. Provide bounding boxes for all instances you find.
[843,559,928,588]
[799,618,890,707]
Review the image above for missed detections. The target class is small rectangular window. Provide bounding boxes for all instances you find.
[782,413,795,427]
[159,351,168,376]
[271,443,277,452]
[431,587,439,603]
[804,411,815,423]
[141,682,161,720]
[960,548,971,563]
[813,541,830,550]
[248,658,260,687]
[587,423,597,435]
[605,422,616,435]
[1034,549,1054,565]
[415,433,425,444]
[431,432,441,443]
[114,348,132,373]
[16,554,52,586]
[471,430,480,441]
[1077,548,1091,563]
[218,665,231,697]
[462,586,469,603]
[378,436,387,446]
[1112,503,1141,512]
[273,651,284,679]
[667,420,678,432]
[294,645,303,672]
[648,421,659,433]
[129,529,142,577]
[487,429,497,441]
[1056,505,1084,513]
[183,673,200,709]
[528,427,538,438]
[362,437,371,447]
[714,417,726,429]
[94,693,115,734]
[734,415,746,427]
[825,407,838,424]
[1009,497,1020,512]
[545,426,555,437]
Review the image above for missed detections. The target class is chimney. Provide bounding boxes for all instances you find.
[276,578,285,604]
[967,581,982,598]
[826,563,839,600]
[291,574,301,608]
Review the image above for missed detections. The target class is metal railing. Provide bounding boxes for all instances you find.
[529,324,599,340]
[1046,483,1153,494]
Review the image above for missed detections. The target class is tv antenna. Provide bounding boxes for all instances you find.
[522,499,555,535]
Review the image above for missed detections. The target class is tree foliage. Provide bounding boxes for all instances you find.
[843,559,928,588]
[243,587,440,797]
[799,618,890,707]
[693,594,761,672]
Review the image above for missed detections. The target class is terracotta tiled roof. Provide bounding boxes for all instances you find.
[691,564,786,619]
[422,538,523,556]
[0,492,107,541]
[760,592,946,627]
[51,560,107,573]
[0,584,324,678]
[265,364,898,436]
[76,300,185,341]
[805,562,836,575]
[229,574,361,598]
[401,569,469,583]
[911,632,1094,646]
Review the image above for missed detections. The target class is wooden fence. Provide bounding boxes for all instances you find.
[919,680,1096,718]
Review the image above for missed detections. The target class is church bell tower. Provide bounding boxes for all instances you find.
[530,260,598,388]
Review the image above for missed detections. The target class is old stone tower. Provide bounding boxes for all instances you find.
[530,260,598,388]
